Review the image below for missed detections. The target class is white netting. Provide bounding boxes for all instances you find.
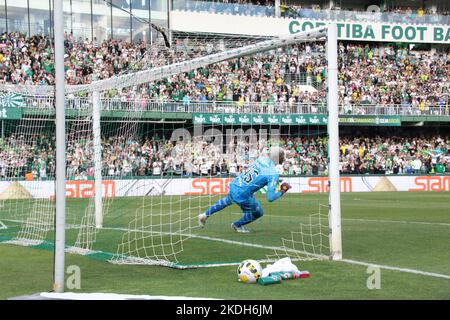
[0,27,332,267]
[69,107,145,252]
[0,114,57,245]
[267,206,331,262]
[109,95,331,266]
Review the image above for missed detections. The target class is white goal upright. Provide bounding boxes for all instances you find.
[326,24,342,260]
[0,23,341,290]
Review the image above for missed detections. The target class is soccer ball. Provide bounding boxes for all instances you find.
[237,259,262,284]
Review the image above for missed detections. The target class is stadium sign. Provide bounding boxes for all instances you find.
[339,115,401,126]
[192,114,400,126]
[172,11,450,44]
[0,92,24,108]
[289,21,450,43]
[193,113,328,125]
[0,92,24,119]
[1,176,449,199]
[0,107,22,120]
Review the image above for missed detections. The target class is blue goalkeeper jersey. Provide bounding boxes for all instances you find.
[229,156,283,203]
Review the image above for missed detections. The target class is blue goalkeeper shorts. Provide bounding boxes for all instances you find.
[229,192,263,217]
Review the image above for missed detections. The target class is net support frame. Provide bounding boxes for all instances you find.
[93,91,103,229]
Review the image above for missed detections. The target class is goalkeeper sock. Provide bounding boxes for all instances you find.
[205,196,233,217]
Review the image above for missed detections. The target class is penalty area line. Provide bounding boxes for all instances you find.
[4,220,448,280]
[103,226,450,279]
[342,218,450,227]
[188,234,450,280]
[101,225,327,260]
[228,213,450,227]
[340,258,450,280]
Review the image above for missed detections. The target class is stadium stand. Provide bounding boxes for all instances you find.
[0,129,448,179]
[1,32,449,113]
[0,3,448,180]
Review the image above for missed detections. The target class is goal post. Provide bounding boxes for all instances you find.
[53,0,66,293]
[326,23,342,260]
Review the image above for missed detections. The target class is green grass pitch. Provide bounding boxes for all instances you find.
[0,191,449,299]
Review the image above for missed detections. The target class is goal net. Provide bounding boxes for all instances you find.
[0,26,341,268]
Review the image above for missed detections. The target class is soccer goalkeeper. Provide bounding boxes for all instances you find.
[198,146,292,233]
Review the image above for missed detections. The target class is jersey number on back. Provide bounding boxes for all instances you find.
[242,167,260,185]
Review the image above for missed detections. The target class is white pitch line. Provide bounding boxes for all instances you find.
[100,226,450,280]
[0,220,326,259]
[184,234,450,280]
[0,219,86,230]
[340,259,450,280]
[39,292,221,300]
[1,219,23,225]
[3,219,449,280]
[6,215,450,228]
[100,225,327,260]
[342,218,450,227]
[228,213,450,227]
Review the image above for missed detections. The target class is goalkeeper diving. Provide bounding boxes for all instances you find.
[198,146,292,233]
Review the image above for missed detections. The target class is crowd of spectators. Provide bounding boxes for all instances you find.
[0,131,448,180]
[279,3,450,23]
[338,135,449,175]
[177,0,276,17]
[0,32,160,86]
[338,43,449,114]
[176,0,450,24]
[1,32,449,114]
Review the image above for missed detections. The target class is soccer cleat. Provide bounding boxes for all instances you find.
[198,213,208,228]
[231,223,250,233]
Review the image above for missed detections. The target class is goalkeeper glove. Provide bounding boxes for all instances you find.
[280,182,292,194]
